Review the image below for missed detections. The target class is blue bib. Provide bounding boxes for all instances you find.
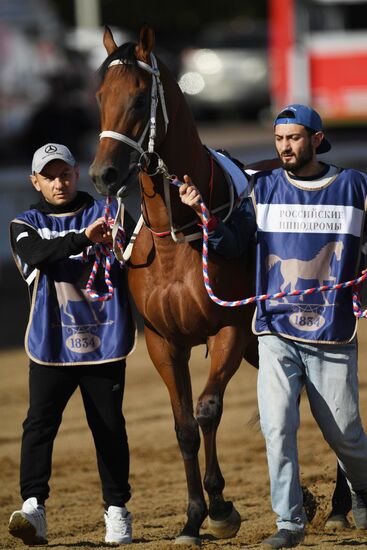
[252,167,367,343]
[11,199,135,365]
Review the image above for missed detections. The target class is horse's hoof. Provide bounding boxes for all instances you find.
[207,505,241,539]
[174,534,201,546]
[324,512,351,531]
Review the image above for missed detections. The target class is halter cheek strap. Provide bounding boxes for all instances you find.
[99,53,169,155]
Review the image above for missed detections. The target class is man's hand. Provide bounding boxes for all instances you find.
[85,217,112,244]
[178,174,203,219]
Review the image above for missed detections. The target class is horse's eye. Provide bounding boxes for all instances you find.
[134,94,146,110]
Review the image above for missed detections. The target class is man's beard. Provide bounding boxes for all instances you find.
[279,142,313,173]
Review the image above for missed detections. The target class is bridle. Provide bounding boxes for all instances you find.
[98,51,234,244]
[99,51,194,243]
[99,53,169,174]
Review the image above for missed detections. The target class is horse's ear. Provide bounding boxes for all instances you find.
[135,25,155,62]
[103,25,118,55]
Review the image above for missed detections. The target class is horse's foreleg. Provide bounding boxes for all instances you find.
[144,326,207,545]
[196,326,244,539]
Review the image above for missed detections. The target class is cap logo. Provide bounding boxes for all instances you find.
[45,144,57,153]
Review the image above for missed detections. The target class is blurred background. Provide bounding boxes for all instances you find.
[1,0,367,348]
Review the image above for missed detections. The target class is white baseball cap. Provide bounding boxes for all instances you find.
[31,143,76,174]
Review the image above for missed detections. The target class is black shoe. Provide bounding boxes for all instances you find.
[351,490,367,529]
[261,529,305,549]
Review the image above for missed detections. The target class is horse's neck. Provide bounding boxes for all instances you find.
[315,242,335,263]
[139,95,230,232]
[139,107,211,232]
[160,104,209,186]
[139,173,172,232]
[160,108,230,209]
[139,168,204,234]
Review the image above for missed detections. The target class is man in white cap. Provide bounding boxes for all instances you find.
[8,143,136,546]
[178,105,367,548]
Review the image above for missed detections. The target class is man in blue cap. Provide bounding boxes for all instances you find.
[178,104,367,548]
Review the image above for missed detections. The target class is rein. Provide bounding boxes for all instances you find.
[95,51,367,313]
[169,179,367,318]
[98,51,234,243]
[86,189,367,317]
[144,153,215,240]
[84,197,126,302]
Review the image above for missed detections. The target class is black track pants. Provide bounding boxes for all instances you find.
[20,361,130,507]
[330,462,352,515]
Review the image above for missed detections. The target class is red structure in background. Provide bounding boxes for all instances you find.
[269,0,367,123]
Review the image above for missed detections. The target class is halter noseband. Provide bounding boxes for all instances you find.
[98,50,233,244]
[99,53,169,161]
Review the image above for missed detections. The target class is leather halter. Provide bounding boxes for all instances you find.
[99,54,169,157]
[98,52,235,245]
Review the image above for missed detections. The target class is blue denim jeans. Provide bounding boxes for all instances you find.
[257,334,367,532]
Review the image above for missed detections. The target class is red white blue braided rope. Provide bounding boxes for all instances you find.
[85,244,114,302]
[170,178,367,318]
[85,196,126,302]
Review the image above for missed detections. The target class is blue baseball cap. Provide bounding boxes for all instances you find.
[274,104,331,154]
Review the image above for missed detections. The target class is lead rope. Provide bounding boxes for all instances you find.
[170,179,367,317]
[84,197,126,302]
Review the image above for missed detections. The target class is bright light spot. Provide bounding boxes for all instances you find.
[193,49,222,75]
[178,72,205,95]
[240,57,267,80]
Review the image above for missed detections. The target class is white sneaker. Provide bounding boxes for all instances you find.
[104,505,132,544]
[9,497,48,545]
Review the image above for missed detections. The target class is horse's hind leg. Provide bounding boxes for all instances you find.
[144,326,207,545]
[196,326,244,539]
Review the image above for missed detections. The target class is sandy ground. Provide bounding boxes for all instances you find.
[2,328,367,549]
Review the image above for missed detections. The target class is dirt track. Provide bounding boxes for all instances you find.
[2,329,367,549]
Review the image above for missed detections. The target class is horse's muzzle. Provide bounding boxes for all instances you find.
[89,163,139,196]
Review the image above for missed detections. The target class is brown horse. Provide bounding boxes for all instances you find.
[90,25,259,545]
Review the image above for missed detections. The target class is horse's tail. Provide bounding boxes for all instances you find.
[266,254,281,271]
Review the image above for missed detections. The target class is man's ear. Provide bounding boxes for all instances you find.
[30,174,41,192]
[313,131,325,151]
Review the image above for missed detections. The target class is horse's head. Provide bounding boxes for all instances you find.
[89,25,172,196]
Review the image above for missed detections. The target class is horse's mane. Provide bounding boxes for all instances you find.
[315,240,339,259]
[266,254,281,271]
[98,42,137,81]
